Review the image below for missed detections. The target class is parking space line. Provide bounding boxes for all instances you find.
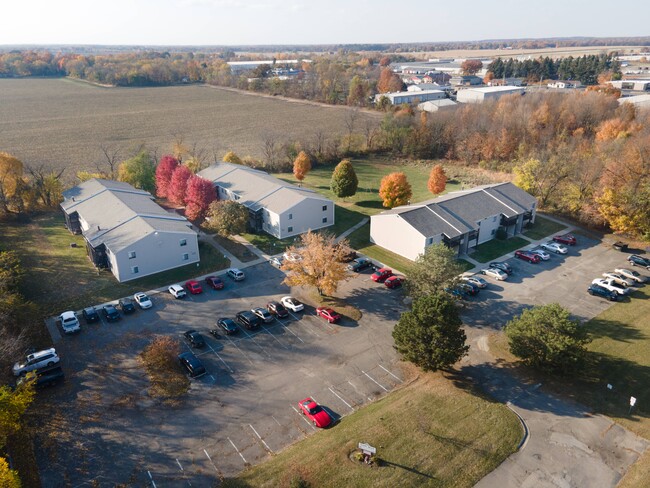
[378,364,402,382]
[223,336,255,366]
[310,312,337,332]
[207,344,234,373]
[260,326,290,350]
[328,387,354,410]
[228,437,248,464]
[271,416,282,426]
[291,405,317,430]
[147,471,157,488]
[203,449,221,475]
[249,424,273,453]
[289,312,324,337]
[276,318,305,343]
[362,370,388,392]
[239,328,273,359]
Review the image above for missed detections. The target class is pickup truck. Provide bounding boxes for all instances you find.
[591,278,630,296]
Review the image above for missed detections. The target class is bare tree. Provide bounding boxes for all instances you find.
[343,107,360,155]
[312,129,327,162]
[25,164,65,207]
[261,132,281,170]
[98,144,122,179]
[363,118,379,152]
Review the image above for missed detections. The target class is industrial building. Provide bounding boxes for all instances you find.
[456,86,525,104]
[608,79,650,92]
[374,89,446,105]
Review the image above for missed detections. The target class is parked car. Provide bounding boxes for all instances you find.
[553,234,577,245]
[227,268,245,281]
[316,307,341,323]
[118,297,136,314]
[464,276,488,289]
[481,267,508,281]
[335,244,357,262]
[133,292,153,309]
[102,304,121,322]
[58,311,80,334]
[283,252,302,262]
[281,296,304,312]
[588,283,619,301]
[602,272,634,288]
[540,241,568,254]
[185,280,203,295]
[267,301,289,318]
[205,276,225,290]
[459,282,479,296]
[184,330,206,348]
[384,276,404,289]
[529,249,551,261]
[298,397,332,428]
[252,307,274,323]
[13,348,60,376]
[168,284,187,299]
[591,279,629,296]
[627,254,650,270]
[514,250,541,264]
[371,267,393,282]
[16,366,65,389]
[613,241,629,252]
[488,262,513,275]
[236,310,262,329]
[214,318,238,335]
[269,256,284,268]
[347,258,373,272]
[614,268,647,284]
[178,352,206,378]
[82,307,100,323]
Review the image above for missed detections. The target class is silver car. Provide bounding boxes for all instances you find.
[481,267,508,281]
[530,249,551,260]
[540,241,568,254]
[13,348,60,376]
[614,268,647,284]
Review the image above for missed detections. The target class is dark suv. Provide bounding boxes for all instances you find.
[489,261,514,275]
[118,297,136,314]
[17,366,65,389]
[266,301,289,319]
[588,283,619,301]
[178,352,206,378]
[82,307,100,323]
[236,310,261,329]
[102,304,121,322]
[628,254,650,270]
[347,258,373,272]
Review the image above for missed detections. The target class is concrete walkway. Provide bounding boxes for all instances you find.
[335,217,369,243]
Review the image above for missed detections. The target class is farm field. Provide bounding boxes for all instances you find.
[0,78,378,180]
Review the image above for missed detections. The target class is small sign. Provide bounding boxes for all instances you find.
[358,442,376,455]
[630,397,637,407]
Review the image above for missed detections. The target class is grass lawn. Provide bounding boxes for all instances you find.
[213,234,259,262]
[470,237,529,263]
[523,215,567,241]
[347,223,415,273]
[225,373,522,488]
[0,213,230,316]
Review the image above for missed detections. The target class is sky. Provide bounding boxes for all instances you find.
[2,0,650,46]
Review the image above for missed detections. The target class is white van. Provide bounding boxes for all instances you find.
[13,348,60,376]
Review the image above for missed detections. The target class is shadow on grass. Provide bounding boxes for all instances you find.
[379,459,437,480]
[588,317,647,342]
[356,200,384,210]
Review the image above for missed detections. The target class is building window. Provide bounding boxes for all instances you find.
[131,266,139,274]
[128,251,136,259]
[322,217,328,223]
[180,239,187,247]
[288,213,293,220]
[182,253,189,261]
[492,216,497,222]
[491,229,496,236]
[322,205,327,211]
[288,226,293,233]
[427,237,434,245]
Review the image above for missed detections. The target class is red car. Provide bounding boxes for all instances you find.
[316,307,341,323]
[553,234,577,246]
[298,397,332,428]
[371,267,393,282]
[184,280,203,294]
[205,276,224,290]
[514,250,541,264]
[384,276,404,289]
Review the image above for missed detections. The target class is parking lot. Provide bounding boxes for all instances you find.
[37,262,408,486]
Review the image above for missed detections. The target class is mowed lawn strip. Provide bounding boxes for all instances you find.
[227,374,522,488]
[470,236,530,263]
[347,223,415,273]
[523,215,567,241]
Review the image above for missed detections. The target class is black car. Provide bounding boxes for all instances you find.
[214,318,238,335]
[267,301,289,319]
[236,310,261,329]
[347,258,373,272]
[489,261,514,275]
[458,282,479,296]
[184,330,206,348]
[628,254,650,270]
[82,307,100,323]
[118,297,136,314]
[588,284,619,301]
[17,366,65,389]
[178,352,207,378]
[613,241,628,252]
[102,305,121,322]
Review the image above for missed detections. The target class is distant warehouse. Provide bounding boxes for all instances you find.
[456,86,525,104]
[607,79,650,92]
[374,89,446,105]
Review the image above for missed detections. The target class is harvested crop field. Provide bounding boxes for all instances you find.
[0,78,378,179]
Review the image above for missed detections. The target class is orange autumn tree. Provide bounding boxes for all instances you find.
[427,164,447,196]
[293,151,312,184]
[379,172,412,208]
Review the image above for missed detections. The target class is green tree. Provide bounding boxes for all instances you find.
[405,243,463,299]
[0,381,35,449]
[347,75,370,107]
[504,304,590,375]
[117,150,156,193]
[392,293,468,372]
[204,200,248,237]
[330,159,359,198]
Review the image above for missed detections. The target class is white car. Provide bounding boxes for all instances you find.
[283,252,302,263]
[269,256,283,268]
[481,268,508,281]
[168,284,187,299]
[58,311,80,334]
[529,249,551,261]
[615,268,647,284]
[252,307,274,323]
[227,268,245,281]
[134,292,153,309]
[602,272,633,288]
[591,279,628,296]
[540,241,568,254]
[13,348,60,376]
[281,296,304,312]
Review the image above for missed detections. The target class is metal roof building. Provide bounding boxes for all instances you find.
[456,86,525,104]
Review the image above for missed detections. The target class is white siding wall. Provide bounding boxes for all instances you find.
[261,209,282,239]
[456,90,484,104]
[111,232,199,283]
[476,214,501,245]
[370,214,427,261]
[278,199,334,239]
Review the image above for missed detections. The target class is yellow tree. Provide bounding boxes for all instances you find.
[427,164,447,196]
[282,232,349,296]
[379,172,412,208]
[0,380,35,449]
[223,151,243,165]
[0,457,20,488]
[0,152,24,214]
[293,151,312,184]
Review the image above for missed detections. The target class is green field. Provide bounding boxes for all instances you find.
[227,373,522,488]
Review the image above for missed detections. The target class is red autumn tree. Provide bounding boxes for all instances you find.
[168,165,192,206]
[293,151,312,184]
[379,172,412,208]
[461,59,483,75]
[184,176,216,221]
[427,164,447,196]
[155,154,180,198]
[377,67,403,93]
